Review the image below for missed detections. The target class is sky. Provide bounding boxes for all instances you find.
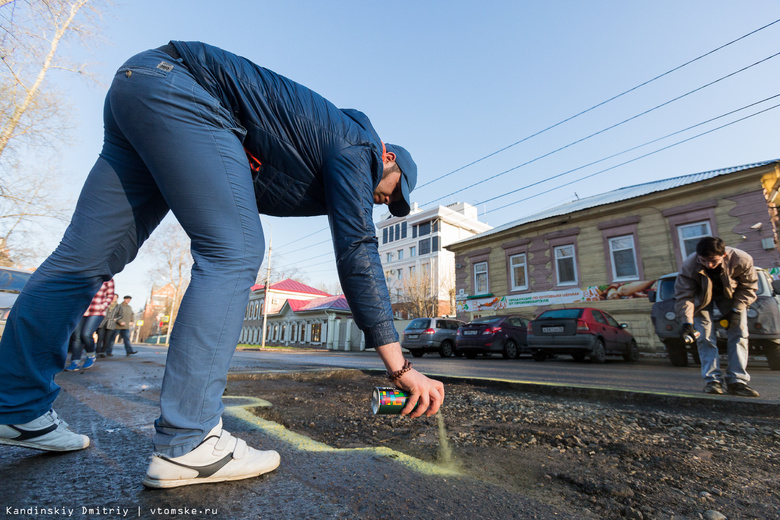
[25,0,780,305]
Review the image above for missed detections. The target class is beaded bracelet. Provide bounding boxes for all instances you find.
[387,360,412,382]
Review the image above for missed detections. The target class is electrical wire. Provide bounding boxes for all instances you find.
[422,50,780,207]
[415,18,780,190]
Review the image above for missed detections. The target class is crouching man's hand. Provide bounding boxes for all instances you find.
[394,369,445,418]
[681,322,695,340]
[375,342,445,418]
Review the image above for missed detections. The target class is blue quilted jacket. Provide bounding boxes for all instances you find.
[172,41,397,349]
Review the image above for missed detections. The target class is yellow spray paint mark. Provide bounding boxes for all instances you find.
[223,395,460,477]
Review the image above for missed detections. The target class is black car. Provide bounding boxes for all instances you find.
[455,315,528,359]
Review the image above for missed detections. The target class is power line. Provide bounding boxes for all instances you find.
[483,101,780,215]
[415,18,780,190]
[422,50,780,207]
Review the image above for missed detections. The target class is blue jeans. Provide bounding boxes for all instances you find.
[106,328,134,355]
[0,49,263,457]
[694,307,750,385]
[69,315,104,361]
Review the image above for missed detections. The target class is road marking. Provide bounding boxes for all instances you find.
[223,396,461,477]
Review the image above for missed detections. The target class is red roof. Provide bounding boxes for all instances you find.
[250,279,331,297]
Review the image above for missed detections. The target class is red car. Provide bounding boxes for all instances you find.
[527,307,639,363]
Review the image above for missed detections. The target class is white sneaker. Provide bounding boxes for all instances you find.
[0,409,90,451]
[142,420,280,488]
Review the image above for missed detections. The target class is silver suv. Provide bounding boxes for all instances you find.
[402,317,465,358]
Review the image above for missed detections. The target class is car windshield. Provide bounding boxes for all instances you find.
[470,316,502,324]
[406,318,430,330]
[657,278,676,301]
[0,269,31,293]
[538,309,583,319]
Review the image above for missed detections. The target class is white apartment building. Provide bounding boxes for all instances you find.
[376,202,492,317]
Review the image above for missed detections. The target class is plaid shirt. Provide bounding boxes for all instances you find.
[84,280,115,317]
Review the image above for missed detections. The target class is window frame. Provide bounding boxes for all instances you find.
[473,261,489,294]
[553,244,578,287]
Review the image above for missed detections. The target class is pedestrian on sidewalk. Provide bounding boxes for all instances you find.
[0,41,443,488]
[95,294,118,358]
[675,236,760,397]
[65,279,116,371]
[104,295,137,357]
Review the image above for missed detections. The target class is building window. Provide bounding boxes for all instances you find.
[389,226,394,242]
[409,265,416,277]
[418,221,431,236]
[401,221,407,238]
[410,246,416,257]
[554,245,578,286]
[412,225,417,238]
[386,252,393,262]
[395,223,400,240]
[432,220,438,233]
[397,268,403,280]
[419,238,430,255]
[432,236,439,252]
[509,253,528,291]
[311,323,321,343]
[608,235,639,281]
[382,227,388,244]
[677,221,711,259]
[398,249,404,260]
[474,261,489,294]
[422,262,430,278]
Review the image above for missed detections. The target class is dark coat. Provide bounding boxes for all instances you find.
[171,41,397,348]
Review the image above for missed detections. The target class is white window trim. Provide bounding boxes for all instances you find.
[554,245,578,286]
[474,261,489,294]
[608,235,639,282]
[509,253,528,291]
[677,221,712,259]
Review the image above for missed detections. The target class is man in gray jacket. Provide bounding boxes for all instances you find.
[675,236,759,396]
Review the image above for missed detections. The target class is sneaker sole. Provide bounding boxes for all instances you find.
[142,454,280,489]
[0,436,90,452]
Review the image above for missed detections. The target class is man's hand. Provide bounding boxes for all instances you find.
[393,369,444,418]
[681,322,695,339]
[721,308,742,328]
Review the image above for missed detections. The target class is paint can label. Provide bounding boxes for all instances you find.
[372,387,411,415]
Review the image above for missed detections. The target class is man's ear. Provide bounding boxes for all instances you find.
[383,151,396,163]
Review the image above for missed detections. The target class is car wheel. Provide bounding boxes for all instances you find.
[532,351,547,362]
[665,340,688,367]
[409,349,424,358]
[439,340,454,358]
[572,352,586,362]
[502,339,518,359]
[765,344,780,370]
[623,340,639,362]
[589,339,606,363]
[464,351,478,359]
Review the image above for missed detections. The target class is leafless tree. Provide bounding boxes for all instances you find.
[144,219,193,338]
[397,272,438,319]
[0,0,107,162]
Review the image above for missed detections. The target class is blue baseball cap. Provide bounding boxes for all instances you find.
[384,143,417,217]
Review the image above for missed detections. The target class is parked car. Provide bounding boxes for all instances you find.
[648,269,780,370]
[527,307,639,363]
[455,315,528,359]
[0,266,33,340]
[402,317,465,358]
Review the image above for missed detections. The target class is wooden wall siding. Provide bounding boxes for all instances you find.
[726,190,779,268]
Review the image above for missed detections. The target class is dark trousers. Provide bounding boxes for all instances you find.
[105,329,132,355]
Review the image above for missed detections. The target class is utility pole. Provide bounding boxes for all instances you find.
[261,231,273,348]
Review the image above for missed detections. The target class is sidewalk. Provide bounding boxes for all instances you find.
[0,351,582,520]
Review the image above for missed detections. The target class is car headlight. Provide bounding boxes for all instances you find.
[747,309,758,319]
[664,312,676,321]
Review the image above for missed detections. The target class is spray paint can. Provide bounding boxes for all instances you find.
[371,387,415,415]
[683,330,701,344]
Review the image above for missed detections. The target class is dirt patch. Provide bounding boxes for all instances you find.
[226,370,780,520]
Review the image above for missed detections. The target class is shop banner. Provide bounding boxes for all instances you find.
[456,280,655,313]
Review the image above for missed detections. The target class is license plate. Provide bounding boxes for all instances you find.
[407,334,419,339]
[542,326,564,333]
[463,330,478,336]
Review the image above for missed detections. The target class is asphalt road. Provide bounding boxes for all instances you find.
[229,347,780,403]
[1,345,777,520]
